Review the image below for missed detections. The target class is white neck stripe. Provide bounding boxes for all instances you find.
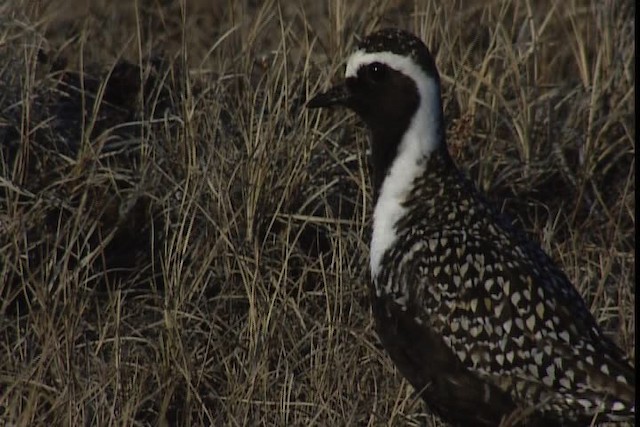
[345,50,444,280]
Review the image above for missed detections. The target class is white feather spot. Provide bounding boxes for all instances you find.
[526,314,536,331]
[612,401,626,411]
[506,351,514,363]
[503,319,513,334]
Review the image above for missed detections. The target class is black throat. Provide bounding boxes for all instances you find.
[367,104,445,204]
[364,89,421,203]
[369,124,407,202]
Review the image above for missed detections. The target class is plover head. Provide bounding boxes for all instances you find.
[308,28,445,197]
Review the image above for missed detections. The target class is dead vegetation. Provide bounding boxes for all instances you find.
[0,0,634,425]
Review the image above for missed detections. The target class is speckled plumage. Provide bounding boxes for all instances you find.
[374,146,634,425]
[308,28,635,426]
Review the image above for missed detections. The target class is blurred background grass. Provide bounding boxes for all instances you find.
[0,0,634,425]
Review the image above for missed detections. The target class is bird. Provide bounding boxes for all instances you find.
[307,28,635,426]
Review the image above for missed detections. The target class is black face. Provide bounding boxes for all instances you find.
[307,60,420,199]
[344,62,419,132]
[307,28,438,122]
[307,29,440,199]
[306,60,419,132]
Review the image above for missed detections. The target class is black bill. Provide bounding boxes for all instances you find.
[306,82,351,109]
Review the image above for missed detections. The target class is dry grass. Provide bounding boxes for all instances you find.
[0,0,634,425]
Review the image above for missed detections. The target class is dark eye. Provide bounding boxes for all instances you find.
[367,62,387,82]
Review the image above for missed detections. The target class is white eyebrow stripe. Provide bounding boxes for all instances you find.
[345,50,426,84]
